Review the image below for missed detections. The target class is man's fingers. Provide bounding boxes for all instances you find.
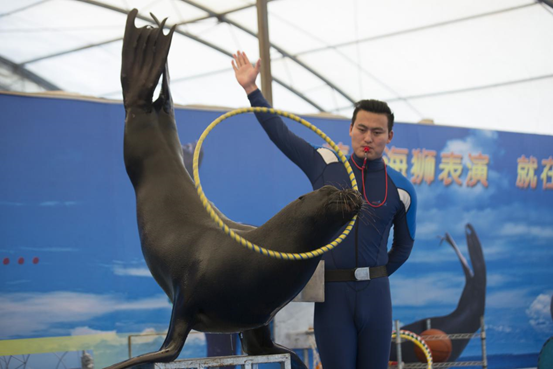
[238,50,248,66]
[234,52,243,67]
[231,59,238,72]
[234,51,259,71]
[242,51,251,66]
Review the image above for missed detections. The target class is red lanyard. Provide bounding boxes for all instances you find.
[350,154,388,208]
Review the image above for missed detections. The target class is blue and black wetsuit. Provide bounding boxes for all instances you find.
[248,90,417,369]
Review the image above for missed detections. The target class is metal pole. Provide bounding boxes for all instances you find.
[481,315,488,369]
[256,0,273,105]
[395,320,403,369]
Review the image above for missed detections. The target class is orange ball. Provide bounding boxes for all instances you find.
[414,329,452,363]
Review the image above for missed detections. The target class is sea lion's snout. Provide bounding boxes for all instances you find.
[327,188,363,217]
[340,189,363,214]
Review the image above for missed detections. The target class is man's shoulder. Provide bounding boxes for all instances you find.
[312,146,340,165]
[386,165,417,214]
[386,165,416,194]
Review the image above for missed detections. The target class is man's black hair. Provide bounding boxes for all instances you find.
[351,99,394,131]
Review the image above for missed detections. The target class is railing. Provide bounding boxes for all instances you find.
[127,332,291,368]
[390,316,488,369]
[127,316,487,369]
[131,354,291,368]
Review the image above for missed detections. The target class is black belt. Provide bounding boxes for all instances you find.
[325,265,388,282]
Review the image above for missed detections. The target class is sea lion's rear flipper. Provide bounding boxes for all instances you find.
[240,325,307,369]
[121,9,183,184]
[153,64,173,114]
[150,12,174,115]
[105,292,192,369]
[121,8,175,112]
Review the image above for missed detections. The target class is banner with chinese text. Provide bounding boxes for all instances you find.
[0,93,551,368]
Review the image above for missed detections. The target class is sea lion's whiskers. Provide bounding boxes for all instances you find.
[347,190,361,210]
[334,182,348,191]
[357,203,378,228]
[357,211,372,226]
[339,191,346,218]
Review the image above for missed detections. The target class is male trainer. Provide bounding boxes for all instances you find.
[232,51,417,369]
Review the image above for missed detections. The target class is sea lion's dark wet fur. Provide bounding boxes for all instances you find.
[106,9,362,369]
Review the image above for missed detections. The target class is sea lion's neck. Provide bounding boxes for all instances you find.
[248,209,330,254]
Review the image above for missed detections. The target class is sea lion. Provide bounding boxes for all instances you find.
[106,9,362,369]
[390,223,486,363]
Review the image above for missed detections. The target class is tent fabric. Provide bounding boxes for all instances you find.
[1,0,552,135]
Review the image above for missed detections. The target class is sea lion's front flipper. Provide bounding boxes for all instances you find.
[240,325,307,369]
[105,292,192,369]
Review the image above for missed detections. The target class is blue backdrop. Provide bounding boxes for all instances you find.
[0,92,552,368]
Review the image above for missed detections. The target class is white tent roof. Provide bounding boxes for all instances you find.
[1,0,552,135]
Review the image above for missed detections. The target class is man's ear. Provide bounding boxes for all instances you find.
[387,130,394,144]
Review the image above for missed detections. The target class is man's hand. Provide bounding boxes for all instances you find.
[232,51,261,95]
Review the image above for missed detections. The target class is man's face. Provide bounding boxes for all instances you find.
[349,110,393,160]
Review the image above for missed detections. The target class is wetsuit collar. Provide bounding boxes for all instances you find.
[351,154,385,171]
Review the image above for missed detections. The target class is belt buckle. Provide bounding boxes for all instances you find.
[354,267,370,281]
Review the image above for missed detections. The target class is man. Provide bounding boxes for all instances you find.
[232,51,417,369]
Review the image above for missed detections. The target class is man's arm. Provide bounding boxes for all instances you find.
[387,179,418,276]
[232,51,322,181]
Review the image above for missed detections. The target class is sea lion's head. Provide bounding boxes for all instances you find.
[321,185,363,219]
[263,185,362,252]
[312,185,362,230]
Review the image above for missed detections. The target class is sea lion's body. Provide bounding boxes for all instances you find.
[128,104,347,332]
[107,10,362,369]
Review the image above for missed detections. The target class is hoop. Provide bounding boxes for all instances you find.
[392,330,433,369]
[192,107,358,260]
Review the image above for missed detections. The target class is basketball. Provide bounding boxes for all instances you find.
[414,329,452,363]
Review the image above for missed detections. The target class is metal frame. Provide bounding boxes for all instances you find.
[256,0,273,105]
[1,1,548,113]
[391,316,488,369]
[3,0,335,110]
[0,56,60,91]
[138,354,291,369]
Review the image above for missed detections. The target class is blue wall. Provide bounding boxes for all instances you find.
[0,92,552,368]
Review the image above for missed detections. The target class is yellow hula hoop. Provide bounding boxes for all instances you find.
[192,107,358,260]
[391,330,433,369]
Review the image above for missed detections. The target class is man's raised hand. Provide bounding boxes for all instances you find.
[232,51,261,95]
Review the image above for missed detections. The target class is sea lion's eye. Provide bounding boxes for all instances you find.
[298,196,304,200]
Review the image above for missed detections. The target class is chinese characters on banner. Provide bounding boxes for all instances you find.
[516,155,553,190]
[385,146,489,188]
[326,144,552,190]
